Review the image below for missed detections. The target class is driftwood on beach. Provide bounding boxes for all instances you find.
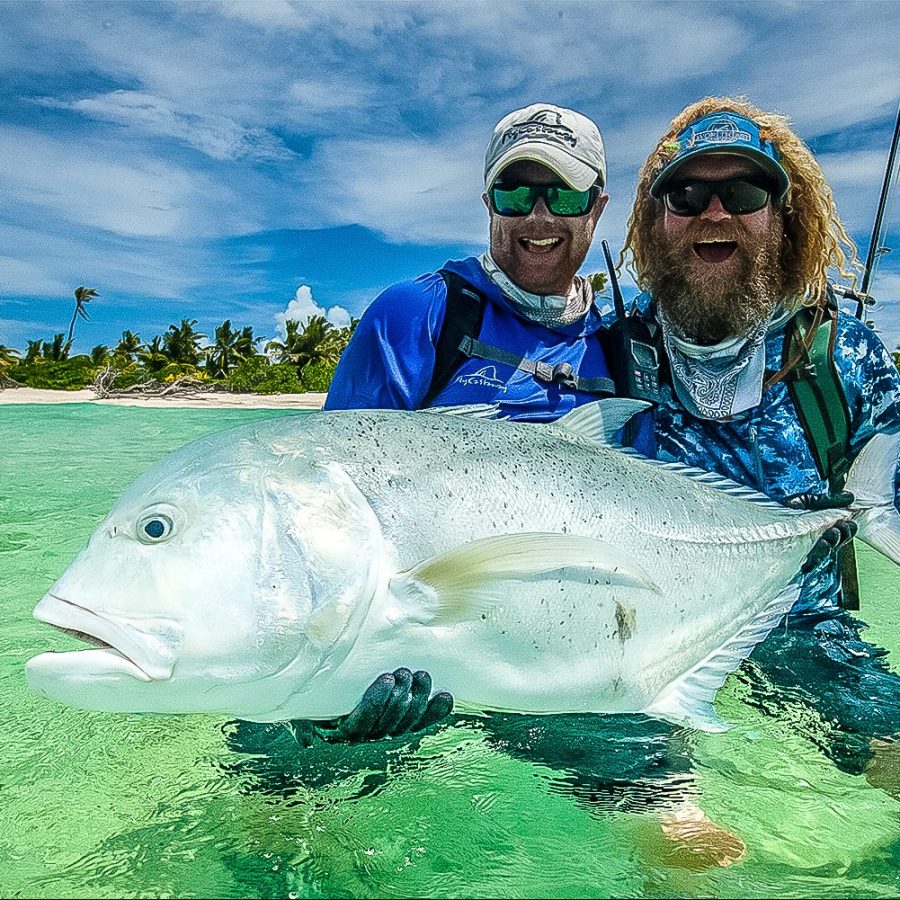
[0,374,21,390]
[92,365,231,401]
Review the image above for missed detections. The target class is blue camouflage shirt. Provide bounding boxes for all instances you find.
[620,293,900,612]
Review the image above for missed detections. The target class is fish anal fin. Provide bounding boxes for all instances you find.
[643,581,803,731]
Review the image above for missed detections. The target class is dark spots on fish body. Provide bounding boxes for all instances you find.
[615,602,637,643]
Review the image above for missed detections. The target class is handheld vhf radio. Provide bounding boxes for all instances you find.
[601,240,662,404]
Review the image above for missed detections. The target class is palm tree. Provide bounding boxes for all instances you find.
[67,286,98,345]
[42,333,72,361]
[235,325,258,359]
[90,345,110,365]
[24,340,43,364]
[114,330,142,363]
[206,320,252,379]
[162,319,206,366]
[335,317,360,354]
[265,316,341,372]
[138,336,170,374]
[0,344,20,372]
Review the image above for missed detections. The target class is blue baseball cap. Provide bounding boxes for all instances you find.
[649,111,789,201]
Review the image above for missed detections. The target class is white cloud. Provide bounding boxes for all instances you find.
[0,126,262,240]
[275,285,351,338]
[0,256,70,297]
[306,133,487,244]
[37,91,295,162]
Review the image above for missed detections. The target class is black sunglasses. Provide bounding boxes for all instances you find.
[489,181,600,217]
[661,176,779,217]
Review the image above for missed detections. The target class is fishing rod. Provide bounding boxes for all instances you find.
[839,98,900,320]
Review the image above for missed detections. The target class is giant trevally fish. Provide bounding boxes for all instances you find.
[25,401,900,729]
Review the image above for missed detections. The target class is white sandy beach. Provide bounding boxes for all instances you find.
[0,387,326,409]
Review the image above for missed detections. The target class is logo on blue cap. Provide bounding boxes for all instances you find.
[688,117,752,148]
[650,111,790,201]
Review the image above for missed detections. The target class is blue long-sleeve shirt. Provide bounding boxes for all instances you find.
[325,256,617,423]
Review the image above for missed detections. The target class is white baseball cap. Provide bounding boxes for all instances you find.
[484,103,607,191]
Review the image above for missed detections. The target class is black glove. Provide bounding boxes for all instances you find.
[285,668,454,747]
[784,491,858,574]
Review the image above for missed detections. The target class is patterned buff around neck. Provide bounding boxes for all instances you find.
[658,306,773,420]
[480,252,594,328]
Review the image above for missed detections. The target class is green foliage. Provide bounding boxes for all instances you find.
[162,319,205,366]
[114,330,142,362]
[107,366,148,390]
[139,335,169,373]
[90,345,109,365]
[0,344,20,372]
[300,359,337,392]
[42,333,72,361]
[206,320,255,378]
[893,347,899,372]
[24,340,43,363]
[10,358,99,390]
[227,357,304,394]
[158,362,205,382]
[266,316,341,370]
[587,271,608,293]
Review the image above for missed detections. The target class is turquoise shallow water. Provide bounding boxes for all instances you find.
[2,403,900,899]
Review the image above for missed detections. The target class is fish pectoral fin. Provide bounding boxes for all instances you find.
[642,580,803,732]
[389,532,659,625]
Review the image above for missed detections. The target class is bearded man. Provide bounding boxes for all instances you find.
[623,97,900,785]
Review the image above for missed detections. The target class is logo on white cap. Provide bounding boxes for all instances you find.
[500,110,578,149]
[484,103,606,191]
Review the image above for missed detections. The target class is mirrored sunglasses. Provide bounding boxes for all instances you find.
[489,182,599,217]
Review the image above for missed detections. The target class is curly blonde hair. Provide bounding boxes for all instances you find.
[623,96,859,307]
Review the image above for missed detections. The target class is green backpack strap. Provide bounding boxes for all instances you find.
[782,300,859,609]
[783,305,853,492]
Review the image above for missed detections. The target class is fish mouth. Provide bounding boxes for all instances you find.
[30,594,179,682]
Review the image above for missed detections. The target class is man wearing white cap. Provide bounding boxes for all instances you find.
[325,103,614,420]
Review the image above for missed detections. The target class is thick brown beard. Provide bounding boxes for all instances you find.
[645,217,785,344]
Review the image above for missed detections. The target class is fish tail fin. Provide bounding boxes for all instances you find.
[845,430,900,564]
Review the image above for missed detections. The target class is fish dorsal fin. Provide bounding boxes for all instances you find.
[420,403,500,419]
[642,579,803,731]
[616,446,791,512]
[556,401,789,512]
[555,398,651,446]
[389,532,659,626]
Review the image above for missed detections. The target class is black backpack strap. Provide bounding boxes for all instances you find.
[421,270,488,408]
[423,269,615,405]
[458,335,614,395]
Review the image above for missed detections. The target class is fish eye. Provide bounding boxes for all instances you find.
[137,512,175,544]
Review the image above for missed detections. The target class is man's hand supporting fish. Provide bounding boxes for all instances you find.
[285,668,453,746]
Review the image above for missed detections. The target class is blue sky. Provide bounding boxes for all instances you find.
[2,0,899,354]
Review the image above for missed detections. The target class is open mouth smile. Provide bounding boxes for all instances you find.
[693,239,738,263]
[520,237,563,253]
